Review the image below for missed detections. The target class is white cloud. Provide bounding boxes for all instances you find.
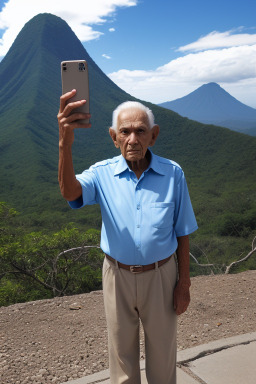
[108,43,256,107]
[109,27,115,32]
[178,29,256,52]
[0,0,137,56]
[102,53,111,59]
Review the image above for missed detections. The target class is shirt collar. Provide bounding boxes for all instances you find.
[114,149,165,176]
[114,155,130,176]
[147,149,165,175]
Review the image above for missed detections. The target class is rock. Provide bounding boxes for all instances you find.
[39,368,47,375]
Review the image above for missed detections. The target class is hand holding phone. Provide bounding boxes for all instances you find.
[61,60,90,124]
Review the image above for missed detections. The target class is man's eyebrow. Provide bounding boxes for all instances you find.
[118,126,147,131]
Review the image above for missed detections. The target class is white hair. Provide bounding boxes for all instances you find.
[112,101,155,131]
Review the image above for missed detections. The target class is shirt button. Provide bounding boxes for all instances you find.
[137,224,140,228]
[137,205,140,210]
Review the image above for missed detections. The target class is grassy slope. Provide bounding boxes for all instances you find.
[0,14,255,270]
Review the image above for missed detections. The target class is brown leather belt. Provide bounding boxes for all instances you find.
[105,254,172,274]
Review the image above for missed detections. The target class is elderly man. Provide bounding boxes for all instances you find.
[58,90,198,384]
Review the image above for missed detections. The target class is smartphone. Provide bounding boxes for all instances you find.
[61,60,90,124]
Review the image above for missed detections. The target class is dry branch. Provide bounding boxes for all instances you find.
[189,252,215,268]
[225,235,256,274]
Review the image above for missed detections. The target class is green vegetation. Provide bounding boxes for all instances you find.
[0,14,256,306]
[0,202,104,307]
[1,198,255,307]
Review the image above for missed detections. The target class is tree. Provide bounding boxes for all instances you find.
[0,212,104,306]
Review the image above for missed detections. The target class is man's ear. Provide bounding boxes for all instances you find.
[109,127,119,148]
[149,125,160,147]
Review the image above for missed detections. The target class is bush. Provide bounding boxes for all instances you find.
[217,211,256,237]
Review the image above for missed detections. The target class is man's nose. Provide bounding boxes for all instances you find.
[128,132,137,144]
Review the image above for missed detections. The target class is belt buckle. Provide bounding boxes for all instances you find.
[130,265,143,274]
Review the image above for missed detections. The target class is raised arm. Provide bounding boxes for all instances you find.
[57,89,91,201]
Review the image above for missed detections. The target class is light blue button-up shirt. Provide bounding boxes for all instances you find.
[69,150,198,265]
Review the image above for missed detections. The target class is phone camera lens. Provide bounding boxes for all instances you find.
[79,62,85,71]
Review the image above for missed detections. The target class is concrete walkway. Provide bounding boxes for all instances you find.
[63,332,256,384]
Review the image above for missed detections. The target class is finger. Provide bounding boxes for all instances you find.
[173,293,177,311]
[62,99,87,117]
[65,120,91,130]
[70,122,92,129]
[64,112,91,124]
[175,302,184,316]
[61,116,91,130]
[174,296,180,315]
[59,89,77,113]
[176,300,189,316]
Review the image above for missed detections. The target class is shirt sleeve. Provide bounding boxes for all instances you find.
[174,171,198,237]
[68,169,98,209]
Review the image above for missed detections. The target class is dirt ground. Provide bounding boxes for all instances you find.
[1,270,256,384]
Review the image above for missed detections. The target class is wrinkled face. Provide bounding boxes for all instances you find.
[110,108,159,162]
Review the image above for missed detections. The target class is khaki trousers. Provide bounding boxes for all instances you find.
[102,255,177,384]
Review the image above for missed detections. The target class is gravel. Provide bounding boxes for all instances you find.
[1,270,256,383]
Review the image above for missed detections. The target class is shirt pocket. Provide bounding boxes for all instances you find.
[150,202,175,229]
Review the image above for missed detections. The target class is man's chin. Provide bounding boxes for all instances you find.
[125,152,143,161]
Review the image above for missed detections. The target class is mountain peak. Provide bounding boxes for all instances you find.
[204,82,220,87]
[159,83,256,135]
[0,12,133,210]
[201,83,224,93]
[0,13,256,233]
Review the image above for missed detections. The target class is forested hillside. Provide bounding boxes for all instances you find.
[0,14,256,305]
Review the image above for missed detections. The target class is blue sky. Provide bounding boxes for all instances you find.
[0,0,256,107]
